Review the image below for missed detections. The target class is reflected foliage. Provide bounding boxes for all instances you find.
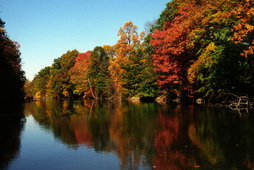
[0,104,25,169]
[189,107,254,169]
[24,100,254,169]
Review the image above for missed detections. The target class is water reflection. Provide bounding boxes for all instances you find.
[23,100,254,169]
[0,103,25,169]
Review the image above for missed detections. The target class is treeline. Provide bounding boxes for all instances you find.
[0,19,26,104]
[25,21,158,99]
[26,0,254,101]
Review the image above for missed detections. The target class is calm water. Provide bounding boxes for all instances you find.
[1,100,254,169]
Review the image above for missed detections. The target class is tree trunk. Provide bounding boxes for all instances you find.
[87,78,96,98]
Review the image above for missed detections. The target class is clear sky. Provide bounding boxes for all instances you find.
[1,0,169,80]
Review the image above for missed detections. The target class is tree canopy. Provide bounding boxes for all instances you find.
[25,0,254,102]
[0,19,26,104]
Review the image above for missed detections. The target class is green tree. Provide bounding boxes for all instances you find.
[122,48,158,98]
[33,66,50,98]
[87,46,111,98]
[186,0,254,96]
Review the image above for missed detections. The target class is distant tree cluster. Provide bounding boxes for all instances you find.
[0,19,26,103]
[26,0,254,101]
[25,21,157,99]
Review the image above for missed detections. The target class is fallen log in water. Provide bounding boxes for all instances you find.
[228,96,249,110]
[204,93,254,112]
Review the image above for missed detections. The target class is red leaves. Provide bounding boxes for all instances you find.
[69,51,92,95]
[150,25,189,89]
[72,51,92,72]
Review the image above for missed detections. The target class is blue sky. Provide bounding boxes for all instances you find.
[1,0,169,80]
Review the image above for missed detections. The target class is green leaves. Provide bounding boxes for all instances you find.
[87,46,111,98]
[121,48,158,98]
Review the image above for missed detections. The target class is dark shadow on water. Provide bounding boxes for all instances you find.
[0,102,25,169]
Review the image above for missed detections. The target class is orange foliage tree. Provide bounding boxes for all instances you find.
[109,21,145,97]
[230,0,254,57]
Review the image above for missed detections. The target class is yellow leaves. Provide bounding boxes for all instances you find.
[62,90,69,97]
[247,6,254,16]
[205,42,216,51]
[230,2,253,57]
[108,21,144,96]
[245,23,254,30]
[103,45,116,60]
[114,43,133,59]
[131,34,140,45]
[123,21,137,30]
[187,28,206,49]
[188,43,217,84]
[34,92,42,99]
[239,23,254,38]
[117,21,144,45]
[241,42,254,57]
[140,31,145,39]
[109,56,127,96]
[232,21,254,44]
[188,59,200,84]
[102,45,110,49]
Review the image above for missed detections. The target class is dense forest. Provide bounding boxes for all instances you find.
[23,0,254,102]
[0,19,26,104]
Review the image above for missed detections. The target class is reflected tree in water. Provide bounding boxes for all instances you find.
[0,104,25,169]
[24,100,254,169]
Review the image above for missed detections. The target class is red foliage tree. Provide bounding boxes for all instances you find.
[150,0,202,98]
[69,51,92,96]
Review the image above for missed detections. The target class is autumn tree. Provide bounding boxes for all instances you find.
[186,0,254,96]
[150,0,198,100]
[109,21,145,97]
[33,66,50,99]
[229,0,254,95]
[230,0,254,58]
[27,0,254,100]
[103,45,116,60]
[69,51,92,97]
[24,80,35,99]
[151,0,254,99]
[48,50,79,98]
[0,19,26,103]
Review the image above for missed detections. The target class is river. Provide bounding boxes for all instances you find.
[1,99,254,169]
